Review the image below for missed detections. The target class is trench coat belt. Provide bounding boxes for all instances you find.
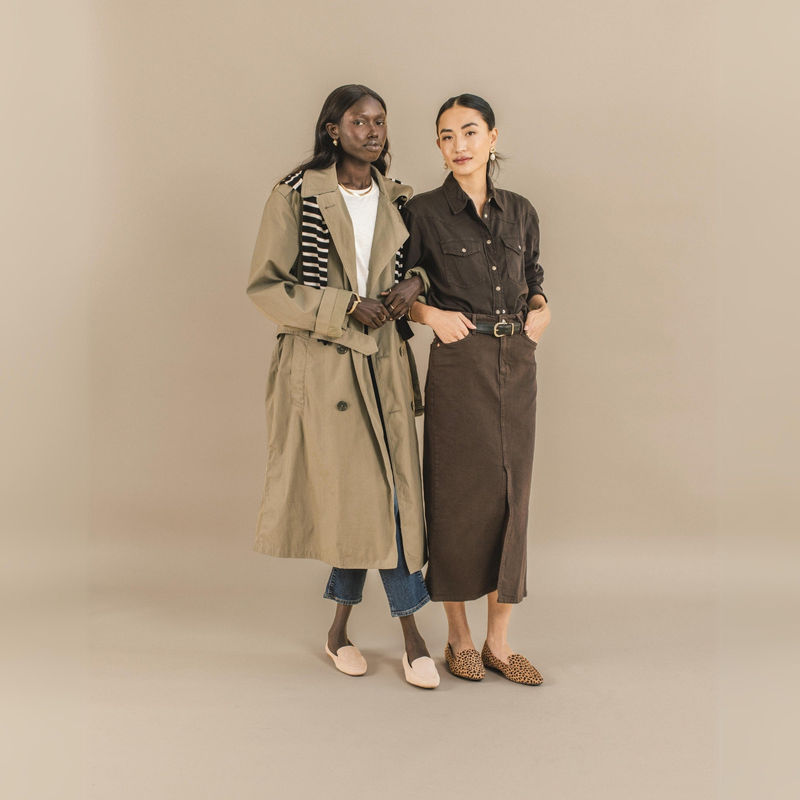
[277,323,424,416]
[276,324,378,355]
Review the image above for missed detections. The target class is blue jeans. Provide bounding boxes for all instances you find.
[324,494,430,617]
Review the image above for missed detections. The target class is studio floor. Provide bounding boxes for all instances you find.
[88,508,714,800]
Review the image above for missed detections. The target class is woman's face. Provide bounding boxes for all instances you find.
[437,105,498,179]
[327,96,387,164]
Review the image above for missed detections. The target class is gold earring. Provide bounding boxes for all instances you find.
[489,146,496,162]
[443,160,448,169]
[333,138,338,147]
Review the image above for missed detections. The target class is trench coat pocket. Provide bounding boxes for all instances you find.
[288,335,308,407]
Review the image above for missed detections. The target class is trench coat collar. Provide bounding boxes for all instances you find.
[443,171,505,214]
[303,163,411,297]
[301,162,410,203]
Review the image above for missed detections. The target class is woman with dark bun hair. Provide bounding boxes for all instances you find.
[400,94,551,685]
[246,85,438,689]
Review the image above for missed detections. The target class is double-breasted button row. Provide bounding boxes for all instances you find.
[336,345,348,354]
[337,401,348,411]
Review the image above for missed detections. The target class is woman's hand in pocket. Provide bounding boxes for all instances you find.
[427,308,476,344]
[524,298,550,342]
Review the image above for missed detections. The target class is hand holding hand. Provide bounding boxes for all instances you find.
[380,276,424,320]
[350,296,391,329]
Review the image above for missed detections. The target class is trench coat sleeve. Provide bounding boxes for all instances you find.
[400,204,430,304]
[246,186,354,338]
[524,204,547,304]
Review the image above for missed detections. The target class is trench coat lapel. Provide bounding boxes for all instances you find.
[318,193,359,293]
[302,165,411,298]
[365,177,409,297]
[302,164,358,293]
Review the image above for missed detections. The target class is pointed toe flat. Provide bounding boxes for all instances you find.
[444,643,485,681]
[325,642,367,676]
[481,642,543,685]
[402,652,440,689]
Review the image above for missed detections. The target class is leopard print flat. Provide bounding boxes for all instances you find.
[481,642,543,686]
[444,643,485,681]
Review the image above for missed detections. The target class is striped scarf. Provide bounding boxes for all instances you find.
[279,170,406,289]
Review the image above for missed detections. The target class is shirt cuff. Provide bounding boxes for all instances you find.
[528,290,548,305]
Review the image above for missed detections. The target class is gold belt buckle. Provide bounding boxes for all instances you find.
[493,321,512,337]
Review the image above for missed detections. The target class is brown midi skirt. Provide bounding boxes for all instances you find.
[422,315,538,604]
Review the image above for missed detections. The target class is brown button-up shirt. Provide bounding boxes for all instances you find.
[402,172,545,316]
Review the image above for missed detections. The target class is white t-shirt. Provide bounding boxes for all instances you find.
[338,180,379,297]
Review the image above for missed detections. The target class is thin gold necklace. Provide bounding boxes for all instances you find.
[339,180,373,197]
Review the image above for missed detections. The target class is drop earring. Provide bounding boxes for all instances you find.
[333,138,339,147]
[489,146,496,162]
[443,160,448,169]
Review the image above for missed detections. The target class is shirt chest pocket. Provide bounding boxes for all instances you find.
[502,235,526,285]
[441,239,488,289]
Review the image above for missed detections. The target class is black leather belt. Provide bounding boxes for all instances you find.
[473,320,523,337]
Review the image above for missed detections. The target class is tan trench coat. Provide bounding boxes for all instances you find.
[246,164,426,571]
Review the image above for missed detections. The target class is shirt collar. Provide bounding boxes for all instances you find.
[443,171,504,214]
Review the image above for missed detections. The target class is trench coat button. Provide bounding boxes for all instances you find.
[337,401,348,411]
[336,345,348,354]
[411,400,415,409]
[399,343,405,356]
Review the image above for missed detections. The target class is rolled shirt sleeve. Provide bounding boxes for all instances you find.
[524,205,546,304]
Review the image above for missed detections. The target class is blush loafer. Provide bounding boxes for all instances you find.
[325,642,367,676]
[402,652,440,689]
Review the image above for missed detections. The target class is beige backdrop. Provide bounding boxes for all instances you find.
[84,1,721,798]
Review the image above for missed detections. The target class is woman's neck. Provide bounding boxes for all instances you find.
[336,159,373,190]
[453,170,488,215]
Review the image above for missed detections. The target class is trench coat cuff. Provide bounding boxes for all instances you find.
[404,267,430,302]
[315,287,354,339]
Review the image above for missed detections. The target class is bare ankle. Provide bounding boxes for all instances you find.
[448,633,476,653]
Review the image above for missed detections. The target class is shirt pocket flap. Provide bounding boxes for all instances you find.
[501,235,525,253]
[441,239,482,257]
